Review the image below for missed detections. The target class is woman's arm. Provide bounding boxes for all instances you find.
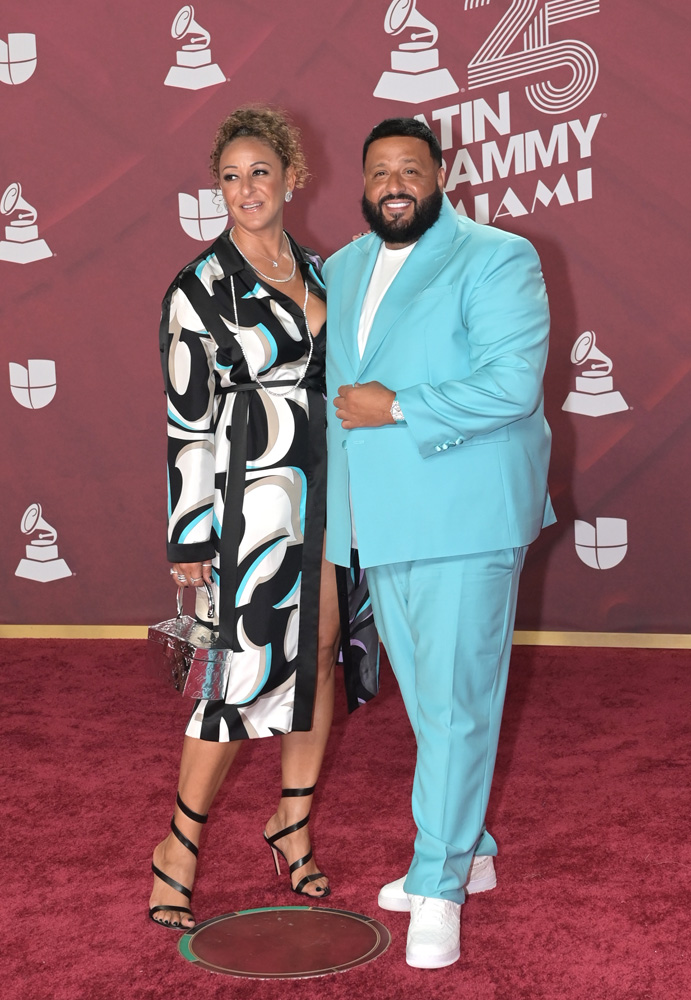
[163,284,217,568]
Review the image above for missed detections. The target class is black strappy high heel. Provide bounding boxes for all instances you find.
[149,792,208,928]
[263,785,331,898]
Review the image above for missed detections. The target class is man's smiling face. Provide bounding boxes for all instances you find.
[361,134,445,247]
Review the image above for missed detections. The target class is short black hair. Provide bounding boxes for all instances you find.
[362,118,442,168]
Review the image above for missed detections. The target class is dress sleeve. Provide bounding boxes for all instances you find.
[396,237,550,459]
[162,283,217,563]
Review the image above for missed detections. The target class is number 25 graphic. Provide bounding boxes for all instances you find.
[467,0,600,115]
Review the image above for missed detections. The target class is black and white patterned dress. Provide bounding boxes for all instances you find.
[160,232,377,741]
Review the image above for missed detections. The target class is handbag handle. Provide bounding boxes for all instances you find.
[176,581,215,621]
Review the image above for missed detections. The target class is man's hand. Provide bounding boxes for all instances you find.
[334,382,396,429]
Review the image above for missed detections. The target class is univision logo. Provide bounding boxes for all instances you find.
[0,33,37,85]
[9,359,56,409]
[574,517,627,570]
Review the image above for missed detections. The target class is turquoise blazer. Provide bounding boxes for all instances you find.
[323,196,555,569]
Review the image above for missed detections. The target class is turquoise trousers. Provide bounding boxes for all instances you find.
[367,546,527,905]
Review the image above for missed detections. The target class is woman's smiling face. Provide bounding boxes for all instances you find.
[218,136,295,234]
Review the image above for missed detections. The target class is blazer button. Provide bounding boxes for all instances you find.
[341,440,347,449]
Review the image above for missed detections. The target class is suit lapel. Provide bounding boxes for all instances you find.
[357,197,469,378]
[357,244,448,378]
[336,235,380,376]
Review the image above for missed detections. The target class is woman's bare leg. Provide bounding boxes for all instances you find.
[149,735,242,927]
[264,550,340,895]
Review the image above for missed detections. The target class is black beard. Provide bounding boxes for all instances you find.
[361,186,443,244]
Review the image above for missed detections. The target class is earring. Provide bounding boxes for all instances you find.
[285,190,293,203]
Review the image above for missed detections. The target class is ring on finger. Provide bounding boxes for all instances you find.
[191,577,202,583]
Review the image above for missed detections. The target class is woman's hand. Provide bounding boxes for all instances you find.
[170,561,213,587]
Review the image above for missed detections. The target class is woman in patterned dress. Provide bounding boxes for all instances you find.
[149,107,372,929]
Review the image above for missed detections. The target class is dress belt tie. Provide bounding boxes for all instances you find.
[220,378,325,394]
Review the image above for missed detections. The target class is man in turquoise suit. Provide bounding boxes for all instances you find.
[323,119,554,969]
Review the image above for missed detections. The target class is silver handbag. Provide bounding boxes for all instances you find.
[148,582,232,700]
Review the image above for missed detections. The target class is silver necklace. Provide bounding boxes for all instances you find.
[229,227,296,283]
[229,274,314,397]
[249,231,289,268]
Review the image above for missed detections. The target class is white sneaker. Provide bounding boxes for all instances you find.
[465,854,497,893]
[377,855,496,912]
[406,895,461,969]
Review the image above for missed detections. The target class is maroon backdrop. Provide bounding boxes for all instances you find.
[1,1,689,632]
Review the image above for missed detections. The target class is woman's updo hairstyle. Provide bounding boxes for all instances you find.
[210,105,309,188]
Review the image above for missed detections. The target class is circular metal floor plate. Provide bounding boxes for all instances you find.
[178,906,391,979]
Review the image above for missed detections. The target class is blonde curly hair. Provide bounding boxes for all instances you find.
[209,105,309,188]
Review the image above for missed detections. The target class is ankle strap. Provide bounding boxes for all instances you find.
[281,785,316,798]
[170,816,200,857]
[265,812,310,847]
[176,791,208,824]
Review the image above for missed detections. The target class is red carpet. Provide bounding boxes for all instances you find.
[3,640,690,999]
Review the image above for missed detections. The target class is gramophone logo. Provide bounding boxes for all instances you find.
[15,503,72,582]
[164,5,226,90]
[178,189,228,241]
[562,331,628,417]
[0,183,52,263]
[574,517,627,570]
[374,0,459,104]
[9,360,57,409]
[0,33,37,85]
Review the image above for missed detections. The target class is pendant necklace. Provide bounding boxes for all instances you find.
[229,228,296,284]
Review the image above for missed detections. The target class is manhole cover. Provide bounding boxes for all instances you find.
[178,905,392,979]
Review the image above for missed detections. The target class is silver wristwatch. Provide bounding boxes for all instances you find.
[390,398,405,423]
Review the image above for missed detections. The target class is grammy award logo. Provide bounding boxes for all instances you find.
[0,33,37,85]
[574,517,627,570]
[178,189,228,241]
[562,331,628,417]
[15,504,71,582]
[374,0,459,105]
[9,360,57,409]
[164,5,226,90]
[0,183,52,263]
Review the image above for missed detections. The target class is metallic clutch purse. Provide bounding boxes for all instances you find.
[148,582,233,700]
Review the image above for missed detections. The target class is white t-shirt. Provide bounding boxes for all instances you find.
[357,241,416,358]
[350,240,416,546]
